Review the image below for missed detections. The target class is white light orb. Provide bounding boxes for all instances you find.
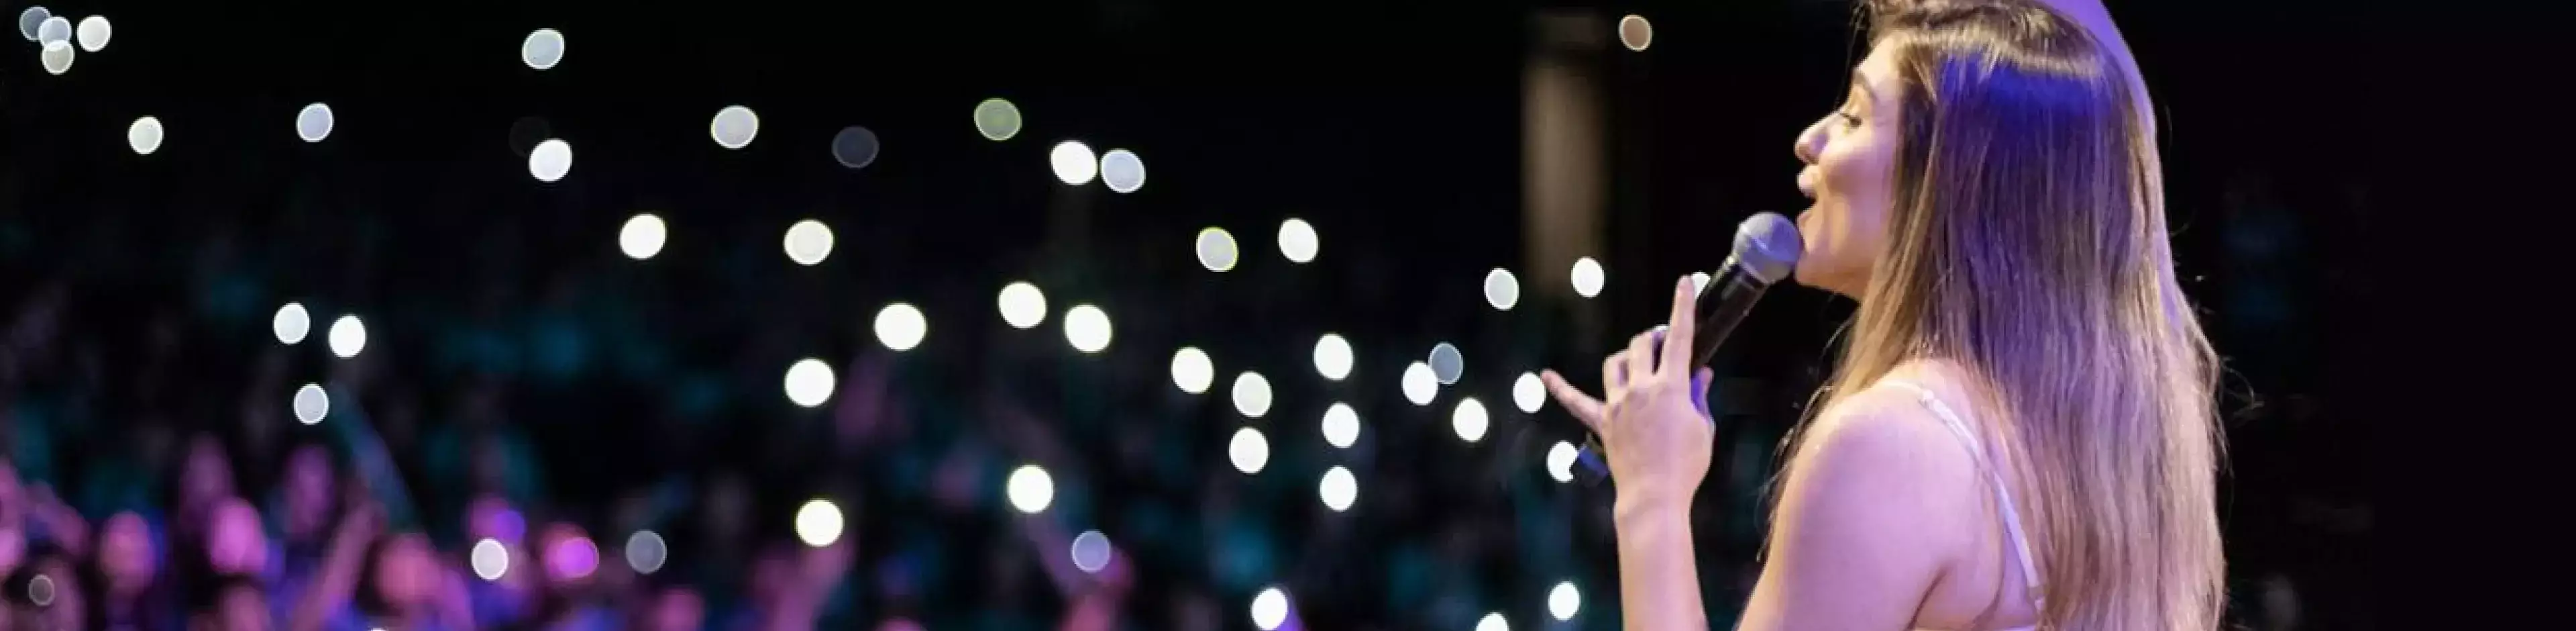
[1312,333,1352,381]
[997,282,1047,329]
[1691,271,1712,297]
[126,116,163,154]
[794,499,843,548]
[1513,372,1544,414]
[1170,346,1214,394]
[1069,530,1112,574]
[1318,466,1357,512]
[529,138,572,182]
[1320,403,1360,448]
[1228,427,1269,475]
[874,303,927,351]
[72,15,105,52]
[1477,612,1510,631]
[1484,268,1520,310]
[783,358,836,407]
[1428,342,1463,385]
[1401,361,1437,406]
[1619,15,1654,52]
[1277,217,1319,263]
[522,28,566,70]
[782,220,834,265]
[272,302,311,345]
[973,97,1023,142]
[1049,141,1098,185]
[1571,256,1605,297]
[1452,397,1490,442]
[470,538,509,581]
[1546,441,1577,483]
[292,383,329,426]
[619,213,667,260]
[1550,581,1582,620]
[1231,372,1272,418]
[829,126,881,169]
[1063,304,1112,353]
[327,315,366,358]
[1195,227,1239,272]
[710,105,759,150]
[1250,587,1290,630]
[17,7,48,42]
[297,103,335,143]
[1006,465,1055,514]
[625,530,667,575]
[34,15,63,44]
[1099,148,1145,193]
[39,39,70,75]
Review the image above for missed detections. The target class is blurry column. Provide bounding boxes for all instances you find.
[1524,10,1609,342]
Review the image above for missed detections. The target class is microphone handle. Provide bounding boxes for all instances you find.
[1576,256,1774,485]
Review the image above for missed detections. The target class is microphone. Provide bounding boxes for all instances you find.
[1575,211,1803,483]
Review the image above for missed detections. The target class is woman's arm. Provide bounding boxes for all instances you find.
[1735,388,1978,631]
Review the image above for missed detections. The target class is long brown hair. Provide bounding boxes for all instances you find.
[1793,1,2224,629]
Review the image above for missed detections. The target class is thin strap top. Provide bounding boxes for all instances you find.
[1882,379,2046,631]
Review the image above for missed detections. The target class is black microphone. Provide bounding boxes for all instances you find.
[1575,211,1803,484]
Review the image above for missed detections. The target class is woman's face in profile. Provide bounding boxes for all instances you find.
[1793,45,1905,297]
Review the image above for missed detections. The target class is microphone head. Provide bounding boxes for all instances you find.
[1731,212,1803,284]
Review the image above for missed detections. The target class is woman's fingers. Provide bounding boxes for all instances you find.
[1625,328,1660,382]
[1660,276,1700,376]
[1540,370,1609,434]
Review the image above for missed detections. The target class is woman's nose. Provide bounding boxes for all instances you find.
[1794,117,1827,164]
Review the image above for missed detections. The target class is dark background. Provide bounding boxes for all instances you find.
[0,0,2369,628]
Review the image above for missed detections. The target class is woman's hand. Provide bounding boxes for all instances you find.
[1542,276,1717,517]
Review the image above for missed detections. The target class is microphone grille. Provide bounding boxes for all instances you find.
[1732,212,1804,284]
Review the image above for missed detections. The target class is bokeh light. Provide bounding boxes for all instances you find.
[1550,581,1582,620]
[547,534,598,581]
[1452,397,1489,442]
[710,105,759,150]
[522,28,565,70]
[1231,371,1273,418]
[625,530,667,575]
[529,138,572,182]
[327,315,366,358]
[272,302,311,345]
[1546,441,1577,483]
[1321,403,1360,448]
[1050,141,1098,185]
[794,499,843,547]
[783,358,835,407]
[1250,587,1291,630]
[1277,217,1319,263]
[1312,333,1352,381]
[1619,15,1653,51]
[470,538,509,581]
[1401,361,1437,406]
[40,39,70,75]
[1069,530,1112,574]
[73,15,105,52]
[1318,466,1356,512]
[297,103,335,143]
[998,282,1047,329]
[1195,228,1239,272]
[1477,612,1510,631]
[874,303,927,351]
[1571,256,1605,297]
[783,220,834,265]
[34,15,63,45]
[17,7,47,42]
[1428,342,1464,385]
[1006,465,1054,514]
[619,213,667,260]
[1690,271,1713,297]
[1484,268,1519,310]
[830,126,881,169]
[1099,148,1145,193]
[1228,427,1269,475]
[26,575,51,607]
[127,116,163,154]
[973,97,1022,141]
[1170,347,1214,394]
[1513,372,1544,413]
[1064,304,1112,353]
[292,383,329,426]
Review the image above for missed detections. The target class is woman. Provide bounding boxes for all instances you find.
[1540,1,2222,629]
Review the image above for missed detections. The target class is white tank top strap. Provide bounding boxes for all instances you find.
[1880,379,2047,615]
